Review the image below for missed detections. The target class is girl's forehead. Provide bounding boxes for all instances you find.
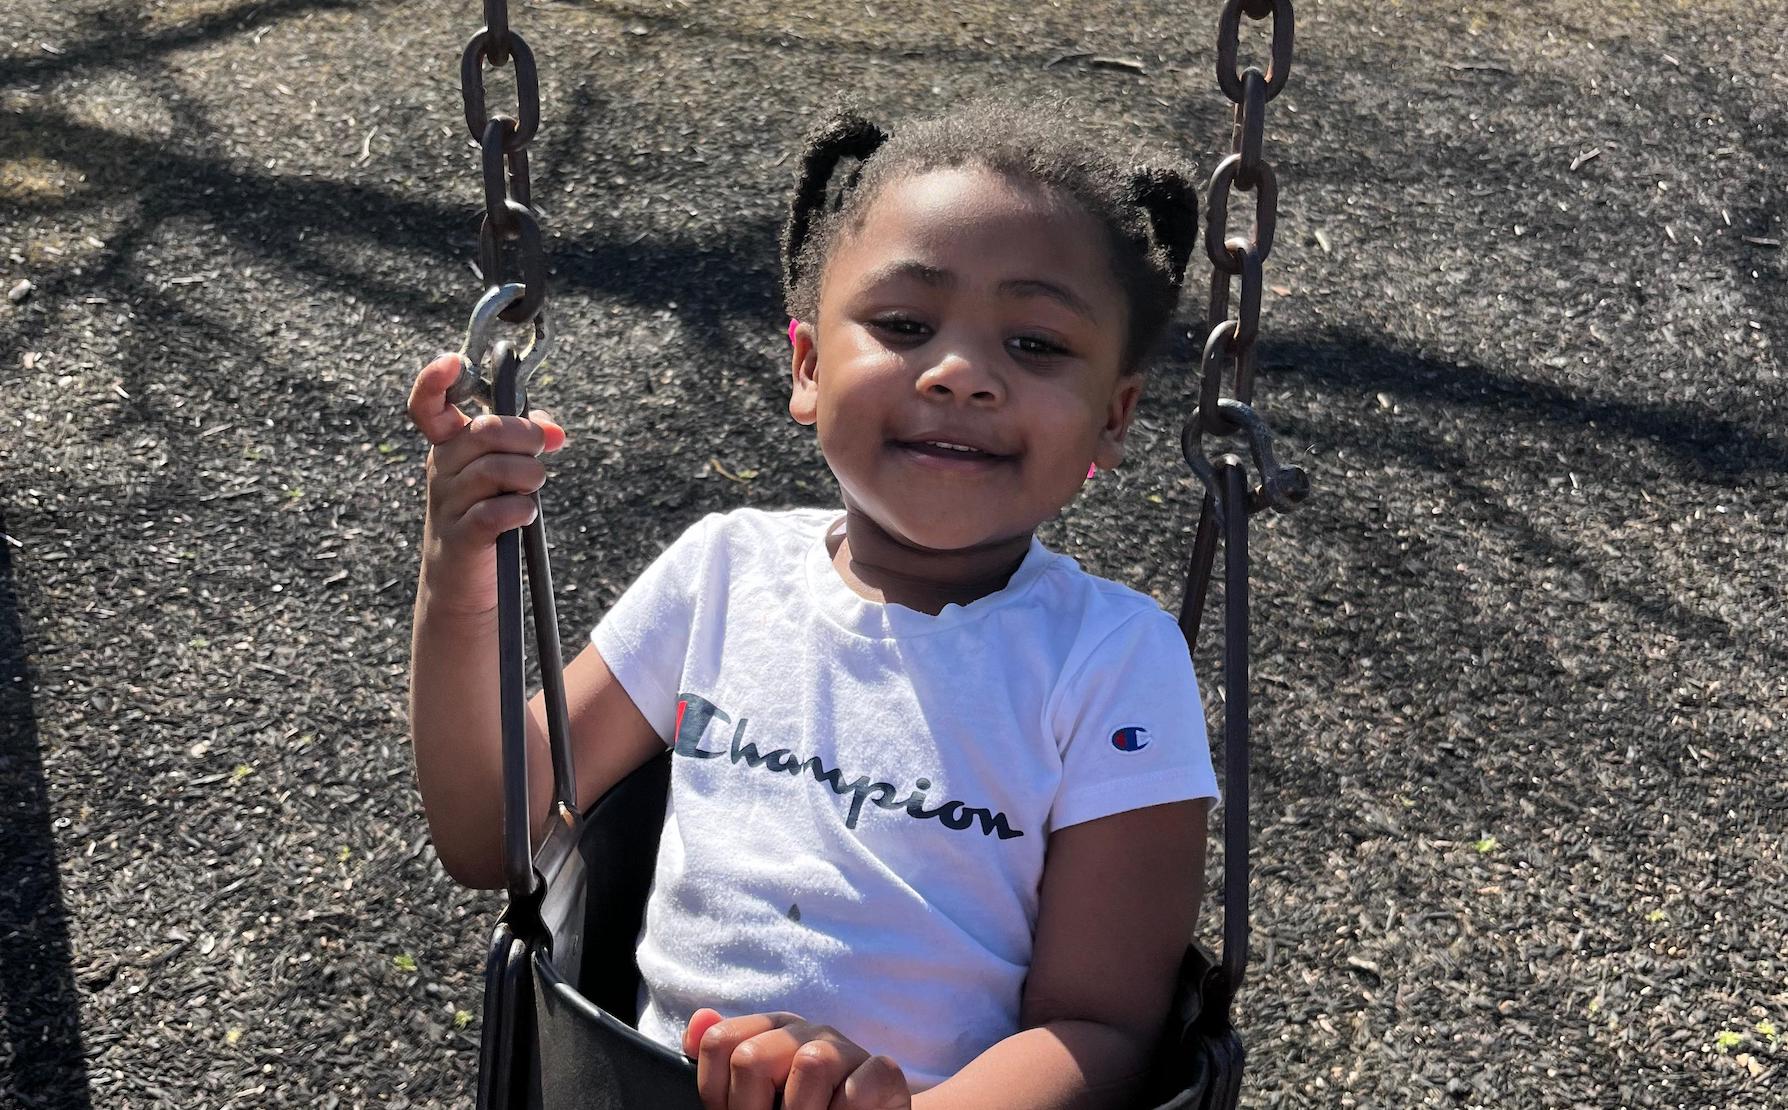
[858,165,1096,244]
[831,165,1121,300]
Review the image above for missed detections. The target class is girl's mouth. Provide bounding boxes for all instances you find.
[892,439,1014,469]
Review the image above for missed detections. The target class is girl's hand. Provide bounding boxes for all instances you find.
[682,1008,911,1110]
[406,353,566,617]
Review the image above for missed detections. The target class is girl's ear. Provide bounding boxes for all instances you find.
[788,320,820,426]
[1092,373,1145,472]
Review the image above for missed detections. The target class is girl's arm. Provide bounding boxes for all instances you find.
[410,599,666,889]
[913,798,1209,1110]
[406,354,668,890]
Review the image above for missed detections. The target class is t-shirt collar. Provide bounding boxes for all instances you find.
[803,512,1053,639]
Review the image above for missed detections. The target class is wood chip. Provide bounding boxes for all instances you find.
[199,479,261,502]
[1045,52,1147,74]
[709,457,750,483]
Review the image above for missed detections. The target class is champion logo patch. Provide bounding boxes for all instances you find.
[1111,726,1150,752]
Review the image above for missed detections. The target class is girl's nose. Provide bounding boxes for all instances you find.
[916,352,1005,405]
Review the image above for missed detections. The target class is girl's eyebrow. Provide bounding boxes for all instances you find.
[859,260,1098,324]
[860,259,953,289]
[998,278,1098,325]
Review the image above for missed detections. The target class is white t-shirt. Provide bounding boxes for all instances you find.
[590,507,1218,1091]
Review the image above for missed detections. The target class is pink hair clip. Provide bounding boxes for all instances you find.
[788,318,801,346]
[1086,464,1098,480]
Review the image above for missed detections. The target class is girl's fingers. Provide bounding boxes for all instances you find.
[409,357,565,452]
[730,1024,850,1110]
[408,354,471,445]
[683,1008,725,1058]
[527,408,567,453]
[684,1009,894,1110]
[430,450,546,518]
[835,1056,910,1110]
[726,1034,785,1110]
[457,492,539,537]
[693,1012,785,1110]
[691,1012,804,1110]
[783,1037,870,1110]
[429,414,554,482]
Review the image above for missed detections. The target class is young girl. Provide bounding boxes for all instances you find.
[408,102,1218,1110]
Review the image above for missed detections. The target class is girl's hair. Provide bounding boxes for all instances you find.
[779,101,1199,373]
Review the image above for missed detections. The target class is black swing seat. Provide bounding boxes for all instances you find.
[480,751,1242,1110]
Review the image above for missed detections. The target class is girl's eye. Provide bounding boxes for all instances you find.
[1010,335,1070,358]
[869,316,929,339]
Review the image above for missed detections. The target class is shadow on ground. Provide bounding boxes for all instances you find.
[0,508,93,1110]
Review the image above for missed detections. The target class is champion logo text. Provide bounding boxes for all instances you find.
[673,693,1024,840]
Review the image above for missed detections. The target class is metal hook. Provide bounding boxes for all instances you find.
[1182,398,1310,518]
[447,282,553,410]
[1185,448,1231,528]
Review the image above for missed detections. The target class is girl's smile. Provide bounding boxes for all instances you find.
[788,165,1144,612]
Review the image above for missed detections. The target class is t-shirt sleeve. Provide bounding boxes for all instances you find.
[589,513,719,744]
[1047,609,1220,834]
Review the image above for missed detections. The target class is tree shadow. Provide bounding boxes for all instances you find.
[0,509,93,1110]
[1262,331,1788,483]
[0,0,360,90]
[548,0,1064,69]
[1,97,792,431]
[6,72,1777,671]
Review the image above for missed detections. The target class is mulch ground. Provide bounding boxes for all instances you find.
[2,0,1784,1107]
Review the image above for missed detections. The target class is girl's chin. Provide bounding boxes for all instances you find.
[854,505,1033,556]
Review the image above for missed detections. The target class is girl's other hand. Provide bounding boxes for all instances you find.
[682,1008,911,1110]
[406,353,566,616]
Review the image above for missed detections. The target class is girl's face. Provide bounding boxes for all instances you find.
[790,165,1142,554]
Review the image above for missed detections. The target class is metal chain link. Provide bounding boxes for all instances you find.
[450,2,575,907]
[1180,0,1308,647]
[1200,0,1291,438]
[460,0,548,326]
[1172,1,1312,1036]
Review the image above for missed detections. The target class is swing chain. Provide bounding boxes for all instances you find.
[460,0,549,326]
[1196,0,1301,512]
[1180,0,1307,642]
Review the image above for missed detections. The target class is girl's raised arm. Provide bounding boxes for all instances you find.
[407,354,666,889]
